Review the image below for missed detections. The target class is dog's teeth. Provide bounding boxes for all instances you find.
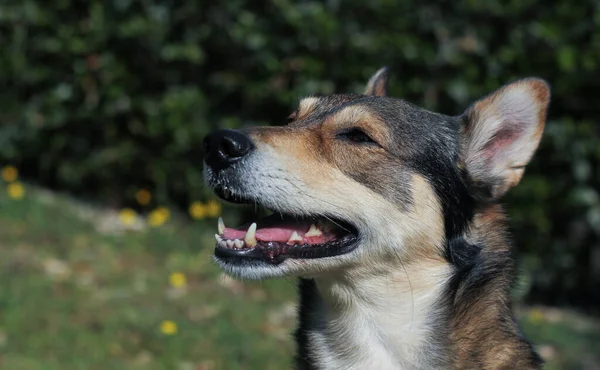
[305,224,323,237]
[218,217,225,235]
[245,223,257,247]
[234,239,244,249]
[215,234,222,242]
[288,231,303,244]
[226,240,234,248]
[219,240,227,248]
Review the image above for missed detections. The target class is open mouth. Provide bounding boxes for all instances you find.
[212,187,359,265]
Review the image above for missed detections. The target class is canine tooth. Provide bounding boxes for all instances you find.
[234,239,244,249]
[288,231,303,244]
[245,223,257,247]
[218,217,225,235]
[305,224,323,237]
[226,240,234,248]
[215,234,222,242]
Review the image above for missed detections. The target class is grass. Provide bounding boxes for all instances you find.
[0,184,598,369]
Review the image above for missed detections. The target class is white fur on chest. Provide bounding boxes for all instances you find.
[305,262,452,370]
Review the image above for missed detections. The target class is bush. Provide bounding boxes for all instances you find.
[0,0,598,308]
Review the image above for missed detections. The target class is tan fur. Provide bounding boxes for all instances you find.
[408,175,445,260]
[451,205,537,369]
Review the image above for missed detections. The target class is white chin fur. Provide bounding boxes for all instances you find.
[212,256,291,280]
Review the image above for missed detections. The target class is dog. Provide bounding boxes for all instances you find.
[203,67,550,369]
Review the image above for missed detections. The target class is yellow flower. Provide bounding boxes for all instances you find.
[160,320,178,335]
[118,208,137,225]
[189,202,207,219]
[109,343,123,356]
[205,200,222,218]
[1,166,18,182]
[7,182,24,200]
[169,272,187,288]
[148,207,170,227]
[529,308,544,324]
[135,189,152,206]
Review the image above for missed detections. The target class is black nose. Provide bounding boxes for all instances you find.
[203,129,254,171]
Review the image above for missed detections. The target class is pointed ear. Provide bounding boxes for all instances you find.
[364,67,390,96]
[461,78,551,200]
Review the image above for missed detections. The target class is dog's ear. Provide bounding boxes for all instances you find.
[364,67,390,96]
[461,78,550,200]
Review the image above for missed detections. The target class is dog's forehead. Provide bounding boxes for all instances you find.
[293,94,454,144]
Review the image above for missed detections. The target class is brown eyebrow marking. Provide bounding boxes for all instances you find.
[325,105,390,147]
[327,105,370,124]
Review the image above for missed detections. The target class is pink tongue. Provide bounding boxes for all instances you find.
[223,226,306,243]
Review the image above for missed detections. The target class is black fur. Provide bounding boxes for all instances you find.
[445,234,544,367]
[295,278,322,370]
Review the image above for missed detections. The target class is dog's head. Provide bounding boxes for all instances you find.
[203,68,550,279]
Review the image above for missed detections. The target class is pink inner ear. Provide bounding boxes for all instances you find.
[481,123,523,160]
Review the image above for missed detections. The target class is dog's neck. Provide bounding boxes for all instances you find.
[296,259,453,370]
[294,207,543,370]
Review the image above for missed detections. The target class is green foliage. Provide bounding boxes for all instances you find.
[0,0,598,307]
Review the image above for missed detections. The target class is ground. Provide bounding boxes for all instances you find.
[0,184,598,370]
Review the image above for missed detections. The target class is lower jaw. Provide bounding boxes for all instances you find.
[214,234,359,265]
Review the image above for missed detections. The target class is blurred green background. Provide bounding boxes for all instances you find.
[0,0,599,369]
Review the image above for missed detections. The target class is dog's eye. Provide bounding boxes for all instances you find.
[338,128,377,145]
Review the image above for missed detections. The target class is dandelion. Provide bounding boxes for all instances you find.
[160,320,178,335]
[189,202,207,219]
[118,208,137,225]
[205,200,222,218]
[1,166,18,182]
[7,182,24,200]
[169,272,187,288]
[109,343,123,356]
[148,207,170,227]
[528,308,544,324]
[135,189,152,206]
